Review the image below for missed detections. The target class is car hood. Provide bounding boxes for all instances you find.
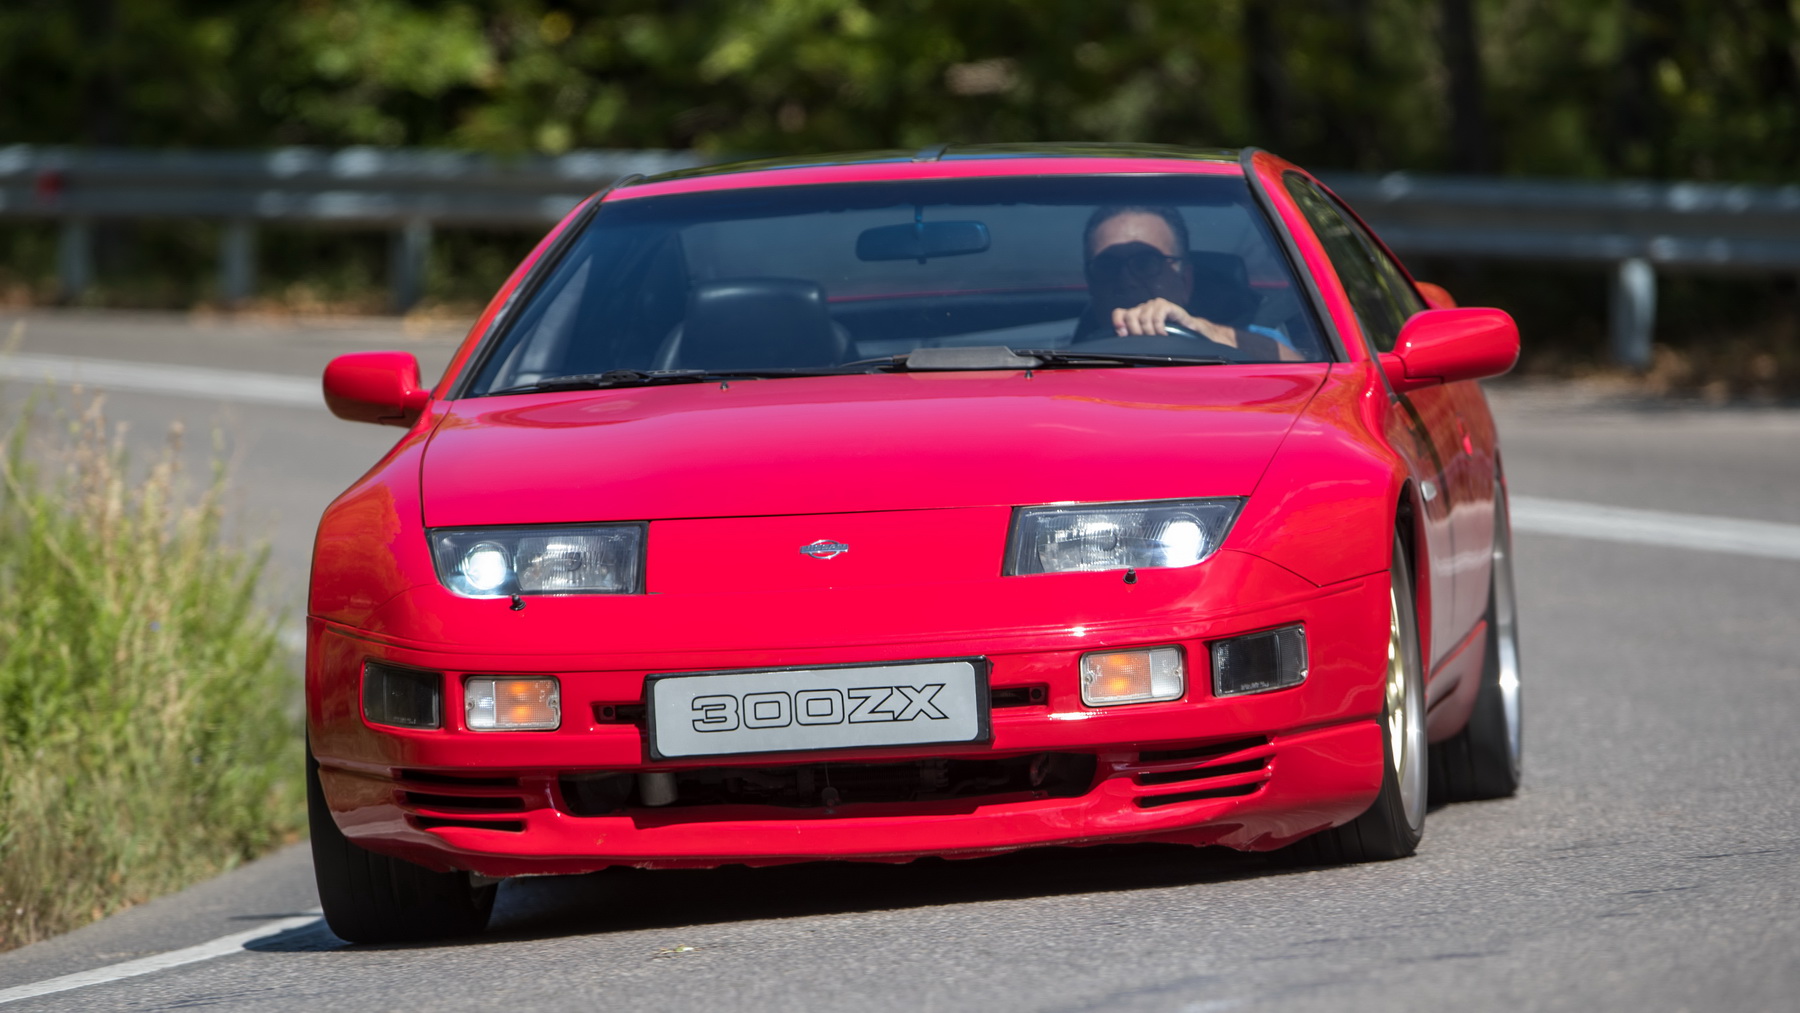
[420,365,1328,526]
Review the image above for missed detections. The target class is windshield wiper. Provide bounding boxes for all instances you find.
[845,346,1229,373]
[486,367,856,395]
[486,348,1229,395]
[1016,349,1229,367]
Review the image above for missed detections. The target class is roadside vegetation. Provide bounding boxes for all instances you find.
[0,384,301,952]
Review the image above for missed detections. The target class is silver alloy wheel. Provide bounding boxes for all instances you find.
[1387,585,1428,830]
[1493,492,1523,778]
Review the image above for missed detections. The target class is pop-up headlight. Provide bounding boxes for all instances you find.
[430,525,644,597]
[1007,499,1242,576]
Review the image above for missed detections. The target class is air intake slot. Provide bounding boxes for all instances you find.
[1135,782,1262,809]
[410,815,526,833]
[1134,756,1269,787]
[560,752,1096,815]
[1137,736,1268,764]
[397,770,520,788]
[402,791,526,813]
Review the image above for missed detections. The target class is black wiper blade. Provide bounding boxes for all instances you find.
[487,370,701,395]
[847,346,1229,375]
[1017,349,1229,367]
[487,367,857,395]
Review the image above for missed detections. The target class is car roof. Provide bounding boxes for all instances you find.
[612,143,1248,201]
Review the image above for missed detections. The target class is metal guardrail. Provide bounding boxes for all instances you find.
[1322,173,1800,367]
[3,145,1797,366]
[0,146,702,312]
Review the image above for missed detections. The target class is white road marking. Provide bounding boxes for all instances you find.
[0,911,324,1005]
[1512,495,1800,562]
[0,352,319,408]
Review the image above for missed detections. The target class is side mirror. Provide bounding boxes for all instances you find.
[1380,308,1519,393]
[323,351,430,426]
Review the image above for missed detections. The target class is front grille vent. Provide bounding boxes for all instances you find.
[402,791,526,813]
[1135,782,1262,809]
[410,815,526,833]
[396,770,534,824]
[560,752,1097,816]
[397,769,520,788]
[1126,735,1273,809]
[1134,756,1269,787]
[1137,736,1269,764]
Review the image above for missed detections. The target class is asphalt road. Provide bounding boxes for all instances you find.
[1,309,1797,1012]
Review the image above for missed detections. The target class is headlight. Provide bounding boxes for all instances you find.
[429,525,644,597]
[1006,499,1242,576]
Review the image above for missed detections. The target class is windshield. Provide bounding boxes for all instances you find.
[465,175,1328,395]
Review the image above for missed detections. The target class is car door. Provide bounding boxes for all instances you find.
[1310,187,1498,645]
[1280,173,1473,673]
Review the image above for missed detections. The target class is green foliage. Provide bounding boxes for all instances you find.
[0,392,301,951]
[1,1,1796,179]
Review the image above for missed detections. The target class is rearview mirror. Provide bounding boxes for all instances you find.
[323,351,430,426]
[856,220,990,262]
[1380,308,1519,392]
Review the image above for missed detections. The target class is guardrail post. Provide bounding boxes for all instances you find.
[56,218,93,302]
[390,218,432,314]
[1609,257,1656,371]
[219,218,256,306]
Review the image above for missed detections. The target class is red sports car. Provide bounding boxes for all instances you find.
[308,144,1523,943]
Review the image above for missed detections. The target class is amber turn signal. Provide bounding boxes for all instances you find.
[1080,647,1184,707]
[465,676,561,730]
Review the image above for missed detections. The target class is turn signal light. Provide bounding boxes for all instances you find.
[465,677,561,730]
[1211,626,1308,696]
[1080,647,1185,707]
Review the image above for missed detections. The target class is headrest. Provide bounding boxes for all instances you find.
[1185,251,1261,326]
[679,277,844,369]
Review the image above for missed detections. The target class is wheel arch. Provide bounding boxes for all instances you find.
[1393,477,1434,665]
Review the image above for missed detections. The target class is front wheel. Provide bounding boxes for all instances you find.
[308,746,496,944]
[1430,485,1524,801]
[1281,533,1427,863]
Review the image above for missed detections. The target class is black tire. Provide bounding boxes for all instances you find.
[1281,533,1427,864]
[1429,486,1524,803]
[308,746,496,944]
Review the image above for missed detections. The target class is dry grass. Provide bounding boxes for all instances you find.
[0,392,301,952]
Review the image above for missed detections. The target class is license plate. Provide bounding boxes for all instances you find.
[646,659,989,760]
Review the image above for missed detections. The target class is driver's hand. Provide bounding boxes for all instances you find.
[1112,298,1239,346]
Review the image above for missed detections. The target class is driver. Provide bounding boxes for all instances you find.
[1081,205,1298,360]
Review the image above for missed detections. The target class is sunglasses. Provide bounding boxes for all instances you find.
[1087,242,1186,280]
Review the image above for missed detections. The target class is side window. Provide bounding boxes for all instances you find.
[1282,175,1425,352]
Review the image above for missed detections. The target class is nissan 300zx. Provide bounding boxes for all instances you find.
[307,144,1524,942]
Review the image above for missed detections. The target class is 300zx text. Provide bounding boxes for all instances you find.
[689,685,948,732]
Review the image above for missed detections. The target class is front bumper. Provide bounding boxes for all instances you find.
[307,554,1390,876]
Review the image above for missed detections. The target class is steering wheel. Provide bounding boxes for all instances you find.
[1069,316,1254,361]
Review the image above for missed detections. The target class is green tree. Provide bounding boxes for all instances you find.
[0,0,1795,178]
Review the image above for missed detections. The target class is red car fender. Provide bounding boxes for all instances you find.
[1227,362,1409,589]
[308,406,447,625]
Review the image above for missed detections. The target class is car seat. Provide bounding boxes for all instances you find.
[1184,251,1262,328]
[654,277,849,370]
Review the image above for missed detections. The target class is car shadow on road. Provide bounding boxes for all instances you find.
[260,842,1333,951]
